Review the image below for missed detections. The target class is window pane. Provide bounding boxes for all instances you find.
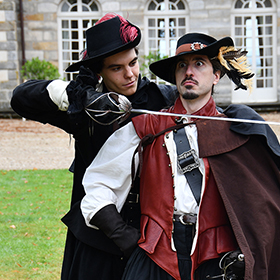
[71,21,78,29]
[82,6,89,11]
[148,1,156,10]
[235,37,243,46]
[63,52,70,60]
[266,68,273,77]
[72,31,78,39]
[71,6,77,11]
[68,0,77,4]
[257,16,263,25]
[62,31,69,39]
[61,3,69,12]
[266,79,273,87]
[83,20,90,28]
[62,20,69,28]
[149,39,156,48]
[235,0,243,8]
[235,27,242,36]
[177,1,185,10]
[149,30,156,38]
[264,0,272,7]
[148,18,156,27]
[265,37,272,45]
[72,41,79,50]
[235,17,242,25]
[265,16,272,24]
[169,3,175,10]
[72,52,79,60]
[90,3,98,11]
[257,79,264,88]
[265,26,272,35]
[82,0,90,4]
[179,28,185,36]
[62,42,69,49]
[158,2,165,11]
[178,18,185,26]
[170,29,176,37]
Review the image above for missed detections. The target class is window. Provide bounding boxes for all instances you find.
[57,0,101,81]
[231,0,277,103]
[144,0,188,82]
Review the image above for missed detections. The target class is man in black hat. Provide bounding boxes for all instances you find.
[81,32,280,280]
[11,13,176,280]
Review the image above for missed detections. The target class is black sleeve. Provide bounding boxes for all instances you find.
[11,80,75,134]
[157,84,178,106]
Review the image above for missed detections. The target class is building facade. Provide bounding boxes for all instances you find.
[1,0,280,112]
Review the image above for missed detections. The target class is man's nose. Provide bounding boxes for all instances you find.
[185,65,194,76]
[124,67,133,78]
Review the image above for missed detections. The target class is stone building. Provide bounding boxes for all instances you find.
[1,0,280,113]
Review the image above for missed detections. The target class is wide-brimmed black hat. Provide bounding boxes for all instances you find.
[66,16,141,72]
[149,33,234,84]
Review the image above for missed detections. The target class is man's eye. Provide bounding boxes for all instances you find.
[112,67,120,71]
[196,61,203,66]
[178,62,186,68]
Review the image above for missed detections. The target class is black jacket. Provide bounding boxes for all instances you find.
[11,76,177,255]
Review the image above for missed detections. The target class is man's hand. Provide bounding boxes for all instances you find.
[85,92,132,125]
[66,66,99,115]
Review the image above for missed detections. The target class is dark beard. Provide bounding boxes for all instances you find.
[181,86,199,100]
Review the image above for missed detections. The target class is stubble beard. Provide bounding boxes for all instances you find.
[181,86,199,100]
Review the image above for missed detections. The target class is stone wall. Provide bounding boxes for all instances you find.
[0,0,19,112]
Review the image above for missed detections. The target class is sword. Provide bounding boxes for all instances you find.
[86,107,280,126]
[85,92,280,126]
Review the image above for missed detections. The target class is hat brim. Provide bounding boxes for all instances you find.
[149,36,233,84]
[65,28,141,73]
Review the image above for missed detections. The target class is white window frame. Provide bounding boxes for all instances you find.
[144,0,189,83]
[57,0,101,81]
[231,0,277,104]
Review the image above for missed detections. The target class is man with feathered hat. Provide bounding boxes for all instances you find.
[11,13,177,280]
[81,32,280,280]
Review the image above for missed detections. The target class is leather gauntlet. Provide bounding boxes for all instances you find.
[90,204,140,258]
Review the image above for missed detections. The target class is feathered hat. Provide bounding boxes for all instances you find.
[149,33,254,91]
[65,14,141,72]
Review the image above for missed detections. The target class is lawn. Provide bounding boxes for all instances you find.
[0,169,72,279]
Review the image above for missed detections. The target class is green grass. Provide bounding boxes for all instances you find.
[0,169,72,279]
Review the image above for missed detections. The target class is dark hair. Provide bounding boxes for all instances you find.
[87,47,139,74]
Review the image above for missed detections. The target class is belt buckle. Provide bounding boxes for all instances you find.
[179,214,196,225]
[177,149,200,174]
[127,193,139,204]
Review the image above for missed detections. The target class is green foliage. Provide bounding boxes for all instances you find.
[140,50,168,80]
[0,169,72,279]
[20,57,60,80]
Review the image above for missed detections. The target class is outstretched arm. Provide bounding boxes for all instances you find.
[81,122,140,256]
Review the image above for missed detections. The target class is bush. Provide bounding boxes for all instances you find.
[140,51,168,80]
[20,57,60,80]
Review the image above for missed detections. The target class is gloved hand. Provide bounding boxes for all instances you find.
[90,204,140,258]
[66,66,99,115]
[221,249,245,279]
[84,92,132,125]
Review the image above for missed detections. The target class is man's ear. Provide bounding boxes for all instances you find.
[213,70,221,85]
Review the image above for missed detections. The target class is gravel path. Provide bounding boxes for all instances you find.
[0,119,74,170]
[0,112,280,170]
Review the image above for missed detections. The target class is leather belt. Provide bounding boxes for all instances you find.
[173,213,197,225]
[173,128,202,205]
[126,192,139,204]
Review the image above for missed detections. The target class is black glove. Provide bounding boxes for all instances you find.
[221,249,245,279]
[85,92,132,125]
[66,66,99,115]
[90,204,140,258]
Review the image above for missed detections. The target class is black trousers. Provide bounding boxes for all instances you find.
[61,230,127,280]
[122,222,222,280]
